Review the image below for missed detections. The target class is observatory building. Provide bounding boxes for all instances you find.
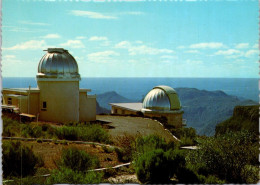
[110,85,185,128]
[2,48,96,123]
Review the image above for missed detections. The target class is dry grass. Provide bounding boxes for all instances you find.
[17,141,120,171]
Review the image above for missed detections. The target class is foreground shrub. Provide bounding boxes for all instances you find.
[3,141,41,177]
[170,127,197,146]
[186,131,258,183]
[60,147,100,171]
[135,149,185,183]
[54,124,110,143]
[135,134,172,155]
[114,134,136,162]
[47,167,103,184]
[2,117,21,137]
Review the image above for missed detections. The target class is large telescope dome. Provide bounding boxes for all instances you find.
[37,48,80,80]
[142,85,181,111]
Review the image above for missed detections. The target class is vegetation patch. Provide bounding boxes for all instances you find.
[2,141,43,178]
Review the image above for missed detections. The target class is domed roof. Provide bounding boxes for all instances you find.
[37,48,80,80]
[142,85,181,111]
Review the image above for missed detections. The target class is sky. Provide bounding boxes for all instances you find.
[2,0,259,78]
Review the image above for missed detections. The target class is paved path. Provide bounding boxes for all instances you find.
[97,115,178,142]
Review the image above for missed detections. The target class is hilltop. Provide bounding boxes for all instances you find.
[96,88,257,136]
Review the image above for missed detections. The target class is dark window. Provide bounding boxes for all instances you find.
[43,101,47,109]
[8,98,12,105]
[114,109,117,114]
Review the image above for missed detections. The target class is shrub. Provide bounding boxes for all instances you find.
[135,134,169,155]
[204,175,226,184]
[175,167,202,183]
[170,127,197,146]
[60,147,100,171]
[135,149,186,184]
[102,145,114,153]
[21,125,42,138]
[54,124,110,143]
[241,165,259,184]
[4,176,47,185]
[114,134,136,162]
[2,117,20,137]
[47,167,103,184]
[186,131,258,183]
[3,141,41,177]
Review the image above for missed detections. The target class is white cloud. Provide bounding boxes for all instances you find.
[42,34,61,39]
[121,11,144,15]
[115,41,173,55]
[190,42,225,49]
[135,40,143,44]
[245,50,258,57]
[128,45,173,55]
[115,41,132,49]
[235,43,249,49]
[60,40,85,48]
[76,36,87,40]
[89,36,108,41]
[252,44,258,49]
[215,49,241,56]
[87,50,119,62]
[3,40,47,50]
[70,10,117,19]
[19,20,50,26]
[3,55,16,59]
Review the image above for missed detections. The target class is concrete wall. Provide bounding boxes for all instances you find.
[144,112,183,128]
[28,92,39,116]
[37,80,79,123]
[111,106,137,115]
[19,98,28,113]
[79,93,96,122]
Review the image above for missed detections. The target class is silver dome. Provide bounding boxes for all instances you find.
[37,48,80,80]
[142,86,181,111]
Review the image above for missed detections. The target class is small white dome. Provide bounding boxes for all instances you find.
[142,85,181,111]
[37,48,80,80]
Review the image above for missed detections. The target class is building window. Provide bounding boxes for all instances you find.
[42,101,47,109]
[7,98,12,105]
[114,109,117,114]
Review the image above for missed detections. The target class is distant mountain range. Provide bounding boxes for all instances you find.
[97,91,137,110]
[96,88,257,136]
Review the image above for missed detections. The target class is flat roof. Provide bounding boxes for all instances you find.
[79,89,91,92]
[109,103,142,112]
[3,88,40,93]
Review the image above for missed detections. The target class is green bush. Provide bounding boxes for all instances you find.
[135,134,170,155]
[135,149,185,183]
[241,165,259,184]
[170,127,197,146]
[186,131,258,183]
[3,141,41,177]
[204,175,226,184]
[4,176,47,185]
[47,167,103,184]
[2,117,20,137]
[114,134,136,162]
[60,147,100,171]
[54,124,110,143]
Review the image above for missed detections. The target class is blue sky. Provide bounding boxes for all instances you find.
[2,0,258,77]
